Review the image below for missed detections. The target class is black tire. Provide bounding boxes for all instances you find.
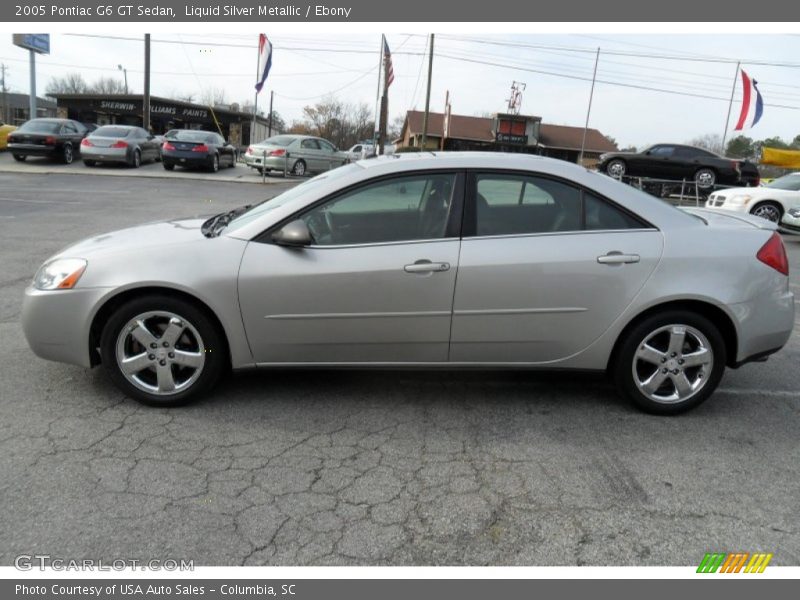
[130,149,141,168]
[83,160,96,167]
[750,201,783,223]
[163,163,175,171]
[12,154,26,162]
[694,168,716,189]
[209,154,219,173]
[292,159,306,176]
[99,295,228,407]
[605,158,626,179]
[612,310,726,415]
[62,144,74,164]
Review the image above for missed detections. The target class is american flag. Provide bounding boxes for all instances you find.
[383,37,394,88]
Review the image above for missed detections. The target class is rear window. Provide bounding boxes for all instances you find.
[91,126,132,138]
[17,120,61,134]
[261,135,294,147]
[172,130,214,143]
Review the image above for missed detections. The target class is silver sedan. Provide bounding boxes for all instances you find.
[22,153,794,414]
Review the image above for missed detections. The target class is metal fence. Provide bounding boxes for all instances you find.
[608,174,740,207]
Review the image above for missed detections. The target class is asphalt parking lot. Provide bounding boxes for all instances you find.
[0,168,798,567]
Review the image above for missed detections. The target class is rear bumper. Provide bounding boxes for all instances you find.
[162,151,213,167]
[731,288,795,364]
[244,154,288,171]
[82,147,129,163]
[8,143,58,156]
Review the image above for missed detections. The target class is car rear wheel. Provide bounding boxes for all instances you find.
[750,201,783,223]
[292,159,306,176]
[62,144,74,164]
[694,168,716,189]
[613,310,726,415]
[99,295,227,407]
[12,154,26,162]
[163,163,175,171]
[130,149,141,168]
[210,154,219,172]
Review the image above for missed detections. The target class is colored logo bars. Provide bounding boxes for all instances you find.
[697,552,773,573]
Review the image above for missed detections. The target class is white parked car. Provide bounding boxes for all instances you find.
[345,142,376,162]
[704,173,800,223]
[781,206,800,235]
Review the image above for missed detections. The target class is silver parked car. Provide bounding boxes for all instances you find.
[244,134,348,176]
[22,153,794,414]
[81,125,161,168]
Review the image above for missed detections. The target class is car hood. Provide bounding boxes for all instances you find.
[710,186,797,199]
[54,217,209,260]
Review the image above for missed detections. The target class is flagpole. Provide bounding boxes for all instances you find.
[373,35,384,149]
[252,37,259,146]
[721,61,741,153]
[579,47,600,166]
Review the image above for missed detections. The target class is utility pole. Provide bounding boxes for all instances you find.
[118,64,128,94]
[421,34,434,151]
[143,34,151,130]
[578,47,600,166]
[0,63,8,123]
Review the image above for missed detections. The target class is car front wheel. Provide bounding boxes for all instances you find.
[99,295,227,407]
[613,310,726,415]
[750,201,783,223]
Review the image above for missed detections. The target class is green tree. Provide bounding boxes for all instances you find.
[760,136,788,149]
[725,135,754,159]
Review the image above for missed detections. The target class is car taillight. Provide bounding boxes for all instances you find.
[81,138,93,147]
[269,149,285,157]
[111,140,128,148]
[246,146,253,155]
[162,141,176,151]
[756,232,789,276]
[192,144,209,152]
[44,136,56,145]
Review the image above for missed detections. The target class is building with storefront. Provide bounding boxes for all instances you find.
[49,93,273,148]
[396,110,617,166]
[1,93,57,125]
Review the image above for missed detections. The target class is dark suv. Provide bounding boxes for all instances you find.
[598,144,759,189]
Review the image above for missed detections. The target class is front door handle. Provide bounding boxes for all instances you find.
[597,252,640,265]
[404,260,450,273]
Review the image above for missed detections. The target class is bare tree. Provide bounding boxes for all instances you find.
[200,87,227,107]
[93,76,127,95]
[45,72,89,95]
[688,133,724,155]
[301,95,375,149]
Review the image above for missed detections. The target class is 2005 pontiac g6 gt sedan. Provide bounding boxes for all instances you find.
[22,153,794,414]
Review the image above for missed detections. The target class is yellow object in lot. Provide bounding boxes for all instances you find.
[0,122,18,151]
[760,146,800,169]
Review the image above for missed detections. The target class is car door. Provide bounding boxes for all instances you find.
[237,171,464,363]
[298,138,322,172]
[449,171,663,363]
[61,121,80,153]
[140,128,158,161]
[318,139,344,168]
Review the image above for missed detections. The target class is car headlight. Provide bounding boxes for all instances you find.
[728,194,752,205]
[33,258,87,290]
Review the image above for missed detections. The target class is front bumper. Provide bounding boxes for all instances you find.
[779,211,800,235]
[22,285,113,368]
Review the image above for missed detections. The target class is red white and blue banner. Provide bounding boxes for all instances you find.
[255,33,273,93]
[734,69,764,131]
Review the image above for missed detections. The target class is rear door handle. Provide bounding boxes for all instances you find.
[597,252,640,265]
[404,260,450,273]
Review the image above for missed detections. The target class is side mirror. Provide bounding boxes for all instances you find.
[272,219,312,247]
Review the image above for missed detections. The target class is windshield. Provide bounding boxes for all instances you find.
[18,120,61,134]
[92,126,132,138]
[766,174,800,191]
[258,135,294,147]
[224,163,363,234]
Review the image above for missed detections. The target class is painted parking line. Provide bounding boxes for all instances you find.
[0,197,84,205]
[718,388,800,398]
[2,188,133,195]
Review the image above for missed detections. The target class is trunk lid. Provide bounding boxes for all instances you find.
[683,207,778,230]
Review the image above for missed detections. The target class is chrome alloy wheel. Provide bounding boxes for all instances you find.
[632,324,713,404]
[115,311,206,396]
[751,203,781,223]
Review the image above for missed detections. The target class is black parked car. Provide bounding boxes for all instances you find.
[8,118,89,164]
[161,129,237,173]
[598,144,760,189]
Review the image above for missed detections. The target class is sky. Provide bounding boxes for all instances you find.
[2,32,800,148]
